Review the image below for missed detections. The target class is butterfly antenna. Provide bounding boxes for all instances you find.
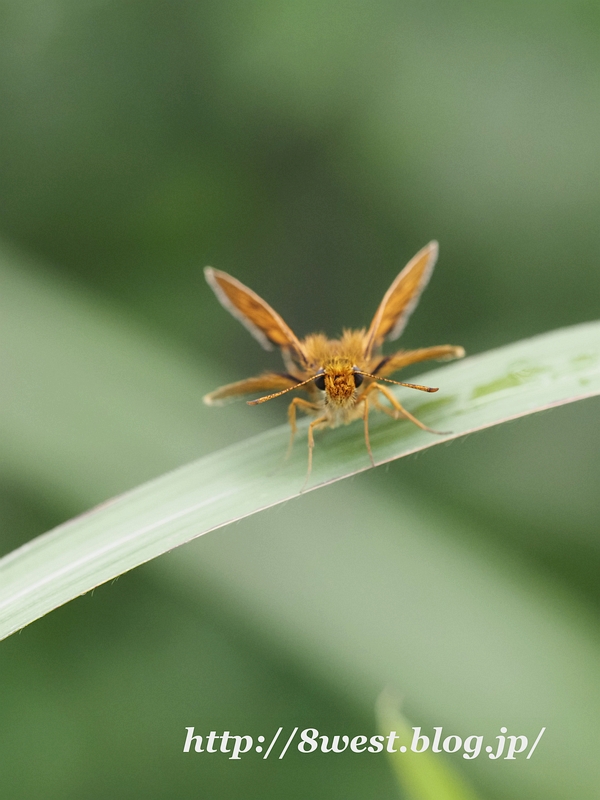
[247,374,319,405]
[356,371,438,393]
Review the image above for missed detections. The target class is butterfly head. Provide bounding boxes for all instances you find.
[313,359,365,406]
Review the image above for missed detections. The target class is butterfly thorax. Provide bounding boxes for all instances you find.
[301,329,367,366]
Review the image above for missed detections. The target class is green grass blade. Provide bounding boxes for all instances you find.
[0,320,599,640]
[376,690,484,800]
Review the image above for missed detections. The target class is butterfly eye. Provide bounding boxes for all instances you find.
[353,368,364,388]
[314,370,326,391]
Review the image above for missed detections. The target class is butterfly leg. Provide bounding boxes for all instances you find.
[300,414,328,491]
[287,397,321,459]
[369,382,448,435]
[371,394,398,420]
[361,395,375,467]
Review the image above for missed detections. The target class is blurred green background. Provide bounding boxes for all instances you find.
[1,1,599,798]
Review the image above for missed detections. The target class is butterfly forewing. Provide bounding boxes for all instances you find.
[364,240,439,357]
[204,372,302,406]
[204,267,308,364]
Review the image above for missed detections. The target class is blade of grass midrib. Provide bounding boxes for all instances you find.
[0,320,599,640]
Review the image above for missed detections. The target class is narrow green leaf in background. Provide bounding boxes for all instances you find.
[376,690,483,800]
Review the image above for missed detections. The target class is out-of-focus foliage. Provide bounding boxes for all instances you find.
[0,2,598,799]
[376,691,483,800]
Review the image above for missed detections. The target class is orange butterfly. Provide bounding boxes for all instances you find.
[204,242,464,482]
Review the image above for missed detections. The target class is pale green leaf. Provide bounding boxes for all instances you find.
[0,320,599,640]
